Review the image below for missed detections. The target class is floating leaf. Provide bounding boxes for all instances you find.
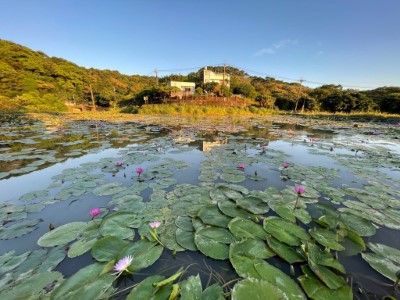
[266,235,306,264]
[50,263,115,300]
[0,271,63,300]
[176,228,197,251]
[0,219,41,239]
[309,228,345,251]
[263,216,309,246]
[180,274,202,300]
[100,212,141,239]
[231,278,286,300]
[361,242,400,282]
[67,238,97,258]
[298,265,353,300]
[254,261,307,299]
[228,217,266,240]
[198,205,231,228]
[37,222,87,247]
[120,240,163,272]
[93,182,125,196]
[236,196,269,214]
[195,226,234,260]
[229,238,275,278]
[91,236,130,262]
[125,275,166,300]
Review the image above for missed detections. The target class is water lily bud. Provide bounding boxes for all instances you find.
[290,265,295,277]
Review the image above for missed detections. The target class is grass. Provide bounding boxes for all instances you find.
[137,104,279,116]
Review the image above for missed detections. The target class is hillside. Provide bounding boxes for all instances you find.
[0,39,399,114]
[0,39,155,111]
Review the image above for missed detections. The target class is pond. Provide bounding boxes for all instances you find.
[0,114,399,299]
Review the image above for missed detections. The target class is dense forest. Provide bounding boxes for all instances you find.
[0,39,399,114]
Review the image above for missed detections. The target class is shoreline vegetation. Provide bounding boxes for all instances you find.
[4,107,398,136]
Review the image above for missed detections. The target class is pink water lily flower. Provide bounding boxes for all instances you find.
[113,255,133,275]
[294,186,305,195]
[149,221,161,229]
[115,161,123,166]
[136,167,144,175]
[89,208,101,218]
[283,162,289,168]
[238,163,245,169]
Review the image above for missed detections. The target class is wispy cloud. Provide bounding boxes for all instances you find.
[255,39,298,56]
[317,51,324,55]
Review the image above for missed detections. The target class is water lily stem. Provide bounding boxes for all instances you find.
[293,195,300,210]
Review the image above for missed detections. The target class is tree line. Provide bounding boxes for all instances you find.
[0,39,399,114]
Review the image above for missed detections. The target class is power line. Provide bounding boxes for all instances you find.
[147,63,380,90]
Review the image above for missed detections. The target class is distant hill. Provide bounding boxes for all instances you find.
[0,39,398,113]
[0,39,155,111]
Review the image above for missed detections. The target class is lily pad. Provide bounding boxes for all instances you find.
[231,278,286,300]
[37,222,87,247]
[263,216,310,246]
[228,217,266,240]
[194,226,235,260]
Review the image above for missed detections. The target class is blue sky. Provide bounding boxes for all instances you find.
[0,0,399,89]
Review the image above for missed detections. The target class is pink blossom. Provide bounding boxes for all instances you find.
[113,255,133,274]
[283,162,289,168]
[89,208,101,217]
[294,186,305,195]
[149,221,161,229]
[115,161,123,166]
[238,163,245,169]
[136,167,144,175]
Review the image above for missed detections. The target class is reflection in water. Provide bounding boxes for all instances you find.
[1,115,399,299]
[201,140,225,152]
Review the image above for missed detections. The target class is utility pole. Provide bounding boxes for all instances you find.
[294,78,305,112]
[223,63,226,85]
[154,69,159,85]
[89,83,96,112]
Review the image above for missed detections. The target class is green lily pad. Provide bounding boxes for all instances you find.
[0,271,64,300]
[50,263,115,300]
[220,173,246,183]
[0,251,30,274]
[91,236,130,262]
[120,240,164,272]
[176,228,197,251]
[67,238,98,258]
[180,274,202,300]
[37,222,86,247]
[266,235,306,264]
[361,242,400,282]
[263,216,310,246]
[308,259,346,289]
[198,205,231,228]
[125,275,167,300]
[253,260,307,299]
[100,212,141,239]
[236,196,269,214]
[93,182,126,196]
[309,228,345,251]
[195,226,235,260]
[228,217,266,240]
[298,265,353,300]
[231,278,286,300]
[0,219,41,239]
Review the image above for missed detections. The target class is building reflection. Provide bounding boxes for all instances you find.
[200,140,226,152]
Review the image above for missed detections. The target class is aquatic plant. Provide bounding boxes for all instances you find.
[237,163,245,170]
[89,208,101,219]
[294,186,305,210]
[115,161,123,166]
[136,167,144,176]
[113,255,133,275]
